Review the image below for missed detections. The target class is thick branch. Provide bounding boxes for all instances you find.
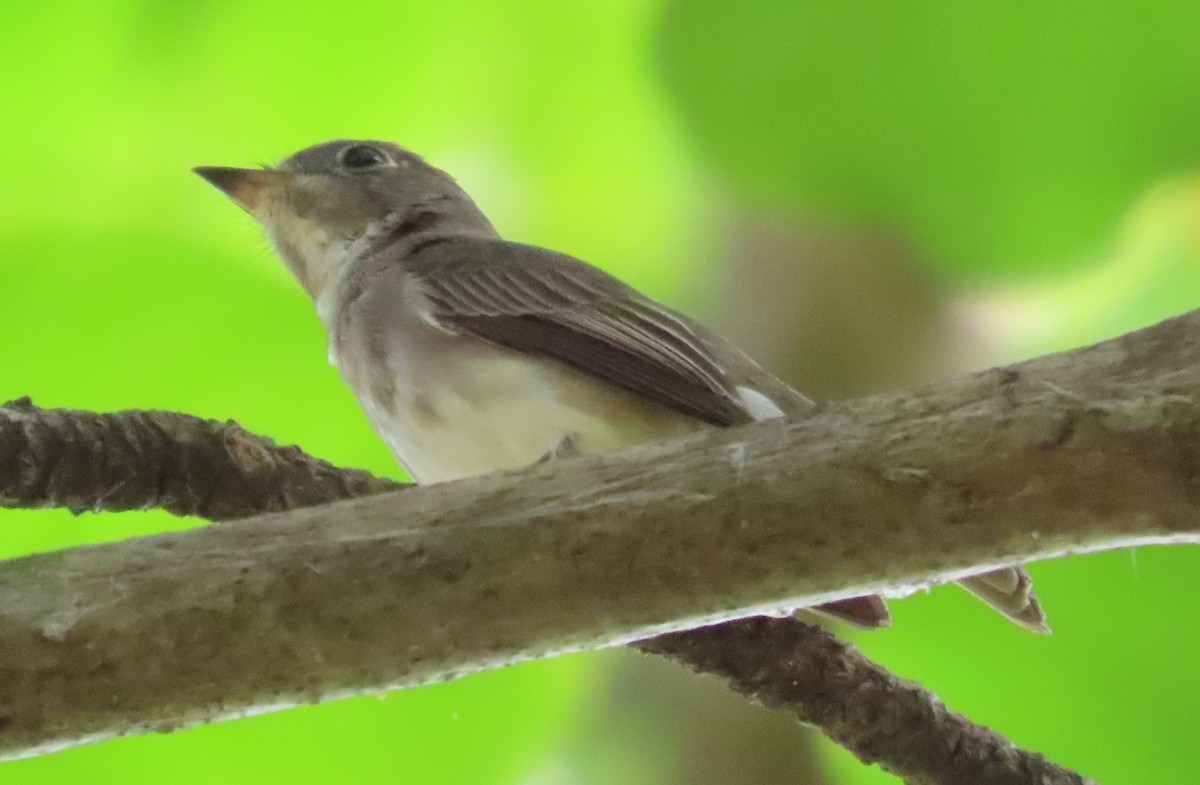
[1,403,1090,784]
[9,307,1200,781]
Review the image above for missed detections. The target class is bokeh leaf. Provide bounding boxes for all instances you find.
[657,0,1200,278]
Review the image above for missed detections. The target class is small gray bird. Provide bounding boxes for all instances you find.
[195,139,1047,632]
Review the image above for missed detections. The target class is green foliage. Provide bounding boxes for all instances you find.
[658,0,1200,278]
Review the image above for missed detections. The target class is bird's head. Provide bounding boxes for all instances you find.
[195,140,494,298]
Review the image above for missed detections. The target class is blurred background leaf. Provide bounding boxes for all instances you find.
[658,0,1200,279]
[2,1,1199,784]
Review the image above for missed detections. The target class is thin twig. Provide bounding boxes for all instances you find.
[0,396,399,519]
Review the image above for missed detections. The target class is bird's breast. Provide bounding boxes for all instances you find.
[331,311,705,484]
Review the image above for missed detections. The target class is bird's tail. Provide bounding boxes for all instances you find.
[958,566,1050,633]
[801,565,1048,633]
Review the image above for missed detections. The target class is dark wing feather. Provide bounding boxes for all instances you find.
[405,238,751,426]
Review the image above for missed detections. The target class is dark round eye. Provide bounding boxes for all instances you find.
[339,144,389,170]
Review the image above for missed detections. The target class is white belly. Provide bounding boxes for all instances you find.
[339,334,708,484]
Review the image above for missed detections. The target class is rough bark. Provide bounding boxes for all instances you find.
[0,396,398,519]
[639,620,1085,785]
[8,305,1199,782]
[1,405,1102,785]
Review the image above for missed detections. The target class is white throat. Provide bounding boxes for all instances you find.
[266,217,390,332]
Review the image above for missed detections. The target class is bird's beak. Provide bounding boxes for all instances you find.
[193,166,285,215]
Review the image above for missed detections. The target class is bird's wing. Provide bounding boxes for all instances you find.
[404,238,899,631]
[404,238,754,427]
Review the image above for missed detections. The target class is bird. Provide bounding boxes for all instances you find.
[195,139,1048,633]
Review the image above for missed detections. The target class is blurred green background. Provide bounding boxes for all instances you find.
[3,1,1199,783]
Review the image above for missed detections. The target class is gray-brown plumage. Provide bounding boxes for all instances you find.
[195,140,1048,633]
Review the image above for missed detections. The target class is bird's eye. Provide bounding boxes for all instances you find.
[339,144,389,170]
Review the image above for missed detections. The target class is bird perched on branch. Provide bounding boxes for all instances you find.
[196,140,1047,632]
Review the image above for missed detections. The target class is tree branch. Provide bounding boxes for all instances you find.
[1,403,1092,785]
[0,396,398,519]
[639,620,1084,785]
[11,305,1199,782]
